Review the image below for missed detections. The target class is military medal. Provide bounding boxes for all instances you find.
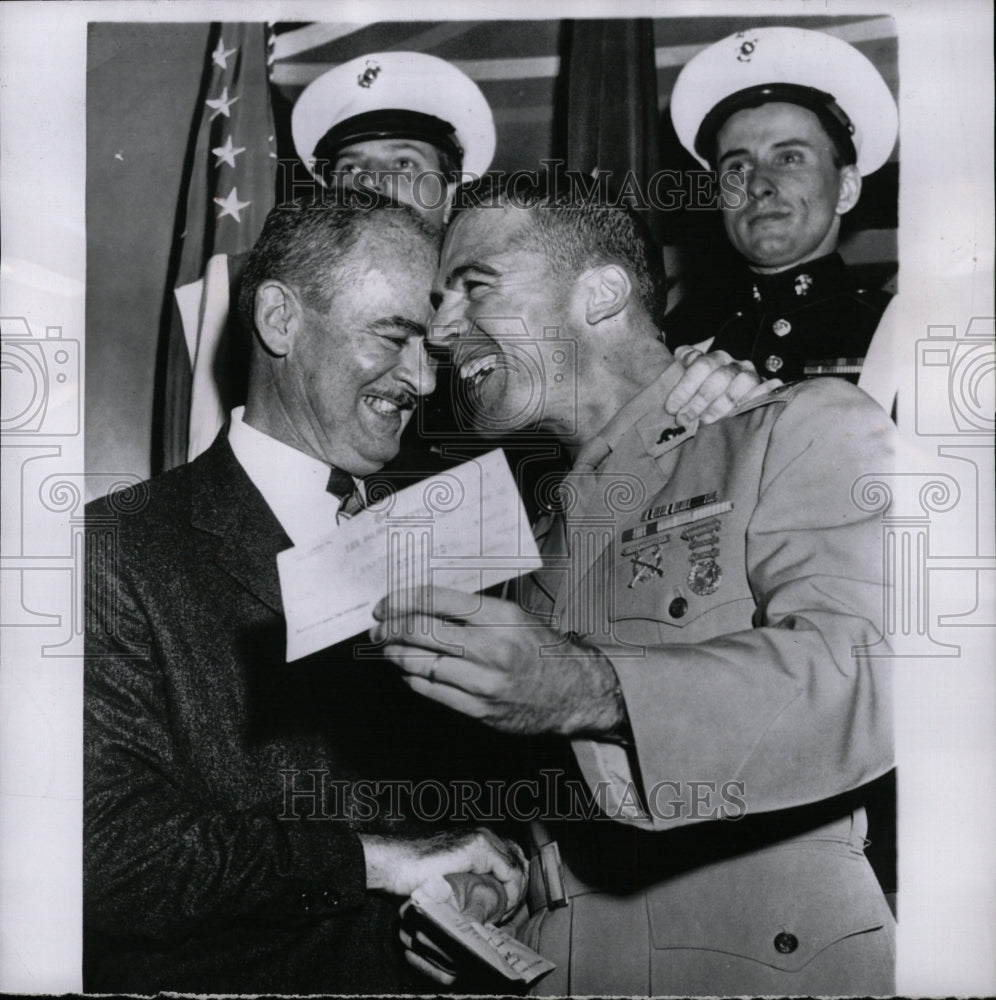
[681,516,724,596]
[620,498,732,592]
[803,357,864,376]
[687,558,723,595]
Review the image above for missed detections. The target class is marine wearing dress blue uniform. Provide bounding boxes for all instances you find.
[665,26,899,385]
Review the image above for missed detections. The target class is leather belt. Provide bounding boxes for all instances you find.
[527,841,599,914]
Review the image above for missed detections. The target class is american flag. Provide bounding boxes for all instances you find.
[161,23,276,470]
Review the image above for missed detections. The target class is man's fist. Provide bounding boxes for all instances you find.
[360,827,526,917]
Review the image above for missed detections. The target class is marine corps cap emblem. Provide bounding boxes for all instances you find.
[735,33,759,62]
[357,60,381,88]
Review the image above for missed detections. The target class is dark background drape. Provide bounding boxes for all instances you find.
[563,19,662,243]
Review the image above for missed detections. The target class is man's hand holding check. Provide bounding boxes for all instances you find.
[371,585,625,739]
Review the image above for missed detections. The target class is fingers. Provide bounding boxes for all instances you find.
[399,899,458,983]
[465,827,527,914]
[445,871,508,924]
[687,367,762,424]
[744,376,783,401]
[403,942,457,985]
[399,671,491,719]
[385,644,496,692]
[372,584,482,623]
[373,586,529,628]
[664,346,734,414]
[372,613,466,654]
[667,351,767,425]
[405,924,458,970]
[500,841,528,918]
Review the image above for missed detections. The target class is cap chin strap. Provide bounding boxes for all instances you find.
[312,109,464,173]
[695,83,857,167]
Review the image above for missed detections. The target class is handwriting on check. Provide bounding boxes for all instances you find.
[277,449,542,660]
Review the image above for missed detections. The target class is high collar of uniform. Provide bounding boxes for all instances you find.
[747,253,849,309]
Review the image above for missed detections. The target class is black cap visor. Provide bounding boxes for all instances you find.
[695,83,857,167]
[312,109,464,171]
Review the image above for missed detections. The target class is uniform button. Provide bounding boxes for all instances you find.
[298,892,313,912]
[764,355,784,373]
[772,318,792,337]
[668,597,688,619]
[320,890,339,908]
[773,931,798,953]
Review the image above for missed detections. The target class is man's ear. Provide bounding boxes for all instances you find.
[441,182,459,225]
[835,165,862,216]
[253,280,301,357]
[582,264,632,325]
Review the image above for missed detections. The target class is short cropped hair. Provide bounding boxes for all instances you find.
[237,193,439,328]
[456,177,665,324]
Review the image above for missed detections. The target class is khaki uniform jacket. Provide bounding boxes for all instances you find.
[518,371,897,995]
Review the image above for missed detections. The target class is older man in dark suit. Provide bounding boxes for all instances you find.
[85,191,765,992]
[83,198,530,993]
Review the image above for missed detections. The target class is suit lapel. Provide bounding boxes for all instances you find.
[189,431,291,615]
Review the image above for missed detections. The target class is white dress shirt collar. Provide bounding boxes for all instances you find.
[227,406,358,546]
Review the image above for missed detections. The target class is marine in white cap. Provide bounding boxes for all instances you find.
[183,52,498,463]
[292,51,496,229]
[665,26,899,387]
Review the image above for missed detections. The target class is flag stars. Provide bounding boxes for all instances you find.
[212,38,237,69]
[206,86,239,120]
[214,187,251,222]
[212,135,245,169]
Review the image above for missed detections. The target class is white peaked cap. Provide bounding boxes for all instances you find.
[292,51,497,179]
[671,26,898,175]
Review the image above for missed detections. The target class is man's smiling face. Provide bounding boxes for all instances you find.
[286,232,438,475]
[429,205,579,438]
[716,102,860,272]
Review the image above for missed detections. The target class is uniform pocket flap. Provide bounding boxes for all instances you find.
[647,842,888,971]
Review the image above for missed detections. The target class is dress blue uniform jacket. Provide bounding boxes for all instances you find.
[665,252,892,383]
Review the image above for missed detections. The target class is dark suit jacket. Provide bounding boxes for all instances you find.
[84,432,473,993]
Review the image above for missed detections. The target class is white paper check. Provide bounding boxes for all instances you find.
[277,449,543,661]
[409,884,555,984]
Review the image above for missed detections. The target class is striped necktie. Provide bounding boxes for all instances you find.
[326,467,364,523]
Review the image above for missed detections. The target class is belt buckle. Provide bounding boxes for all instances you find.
[531,841,567,911]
